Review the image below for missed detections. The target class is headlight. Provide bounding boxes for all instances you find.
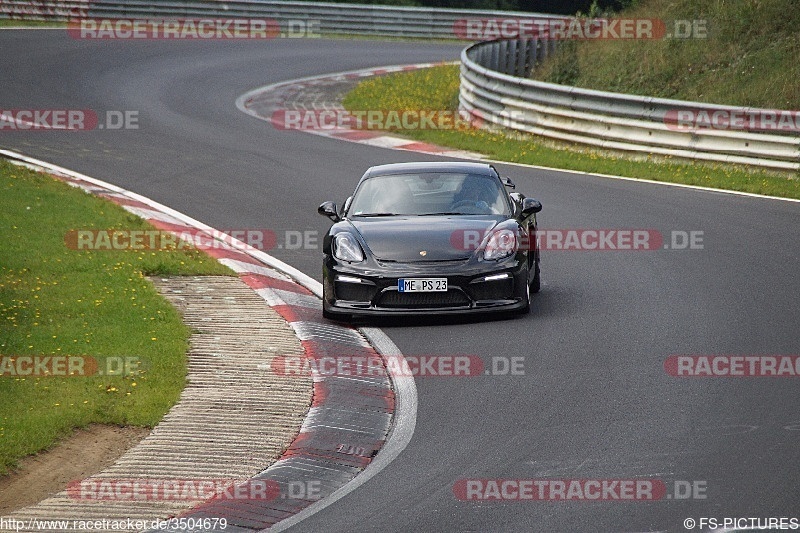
[482,229,517,261]
[333,233,365,262]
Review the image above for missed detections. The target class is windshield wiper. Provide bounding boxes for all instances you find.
[417,211,466,216]
[354,212,405,217]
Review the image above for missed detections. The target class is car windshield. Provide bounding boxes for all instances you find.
[348,172,511,217]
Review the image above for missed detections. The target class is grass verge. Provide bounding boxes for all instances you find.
[342,65,799,199]
[533,0,800,110]
[0,19,66,28]
[0,159,233,475]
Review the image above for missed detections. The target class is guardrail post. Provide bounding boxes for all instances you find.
[490,40,500,72]
[529,39,538,73]
[519,39,528,76]
[506,39,517,76]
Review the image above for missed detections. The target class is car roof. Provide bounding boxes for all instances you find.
[362,161,499,179]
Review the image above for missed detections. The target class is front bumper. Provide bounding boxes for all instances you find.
[322,256,528,317]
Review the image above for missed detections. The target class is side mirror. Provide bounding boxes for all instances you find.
[501,176,516,189]
[318,201,340,222]
[521,197,542,216]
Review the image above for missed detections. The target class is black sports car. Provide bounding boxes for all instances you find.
[318,162,542,319]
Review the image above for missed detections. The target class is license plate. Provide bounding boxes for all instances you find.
[398,278,447,292]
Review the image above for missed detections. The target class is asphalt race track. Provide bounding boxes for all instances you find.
[2,32,799,532]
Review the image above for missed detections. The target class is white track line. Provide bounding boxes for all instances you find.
[491,157,800,203]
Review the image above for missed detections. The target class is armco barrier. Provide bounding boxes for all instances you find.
[460,39,800,171]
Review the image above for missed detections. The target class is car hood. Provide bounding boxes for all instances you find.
[349,216,502,262]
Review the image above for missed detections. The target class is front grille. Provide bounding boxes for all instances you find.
[377,290,470,309]
[335,282,375,302]
[376,259,469,269]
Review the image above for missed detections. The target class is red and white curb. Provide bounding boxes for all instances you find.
[0,149,417,532]
[236,61,484,161]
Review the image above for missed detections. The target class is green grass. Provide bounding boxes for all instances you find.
[342,65,800,199]
[533,0,800,109]
[0,160,233,474]
[0,19,66,28]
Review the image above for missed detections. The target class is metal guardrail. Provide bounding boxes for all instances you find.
[460,39,800,171]
[0,1,560,39]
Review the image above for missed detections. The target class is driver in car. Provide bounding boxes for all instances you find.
[452,176,495,213]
